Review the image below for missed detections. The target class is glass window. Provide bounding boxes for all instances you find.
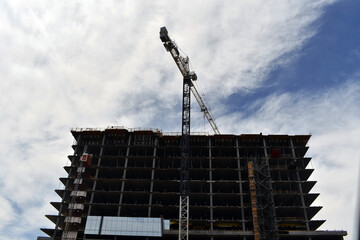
[84,216,101,234]
[85,216,169,237]
[163,220,170,230]
[101,217,162,237]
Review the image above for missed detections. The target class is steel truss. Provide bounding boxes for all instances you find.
[179,196,189,240]
[179,76,191,240]
[251,157,279,240]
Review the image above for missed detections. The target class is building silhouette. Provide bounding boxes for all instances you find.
[38,127,347,240]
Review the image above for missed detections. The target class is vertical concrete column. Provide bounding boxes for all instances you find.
[236,138,246,236]
[148,138,158,217]
[53,134,82,239]
[82,134,105,240]
[117,135,132,216]
[86,134,106,215]
[290,138,311,234]
[263,139,278,197]
[208,137,214,236]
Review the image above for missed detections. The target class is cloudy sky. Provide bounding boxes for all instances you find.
[0,0,359,239]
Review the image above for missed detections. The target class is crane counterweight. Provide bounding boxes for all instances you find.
[160,27,170,43]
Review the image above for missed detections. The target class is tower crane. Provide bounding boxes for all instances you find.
[160,27,220,135]
[160,26,220,240]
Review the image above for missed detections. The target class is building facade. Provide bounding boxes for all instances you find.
[39,127,346,240]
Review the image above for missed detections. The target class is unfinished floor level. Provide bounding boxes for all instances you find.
[38,127,347,240]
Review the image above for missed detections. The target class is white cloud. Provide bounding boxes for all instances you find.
[0,196,15,232]
[0,0,345,239]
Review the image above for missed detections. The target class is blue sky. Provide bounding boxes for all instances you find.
[226,0,360,115]
[0,0,359,239]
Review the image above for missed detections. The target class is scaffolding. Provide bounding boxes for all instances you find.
[248,157,279,240]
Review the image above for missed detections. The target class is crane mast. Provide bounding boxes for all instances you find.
[160,27,220,240]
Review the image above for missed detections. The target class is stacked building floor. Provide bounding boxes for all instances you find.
[38,127,347,240]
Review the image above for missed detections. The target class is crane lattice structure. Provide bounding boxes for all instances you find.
[160,26,220,240]
[160,27,220,136]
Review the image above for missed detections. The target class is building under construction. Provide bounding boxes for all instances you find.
[38,126,347,240]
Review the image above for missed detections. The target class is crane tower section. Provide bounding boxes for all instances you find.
[160,26,221,240]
